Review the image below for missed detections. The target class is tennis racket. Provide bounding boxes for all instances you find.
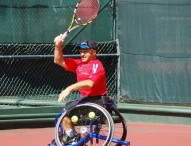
[61,0,100,41]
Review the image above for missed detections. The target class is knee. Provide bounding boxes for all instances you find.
[62,116,73,129]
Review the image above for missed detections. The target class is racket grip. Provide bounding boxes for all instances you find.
[61,31,69,41]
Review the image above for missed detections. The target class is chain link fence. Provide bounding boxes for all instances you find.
[0,41,119,107]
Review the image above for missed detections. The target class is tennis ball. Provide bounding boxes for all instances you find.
[88,112,95,119]
[71,115,78,123]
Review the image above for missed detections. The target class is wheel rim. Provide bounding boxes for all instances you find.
[55,103,114,146]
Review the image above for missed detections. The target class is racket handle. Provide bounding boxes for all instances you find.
[61,31,69,41]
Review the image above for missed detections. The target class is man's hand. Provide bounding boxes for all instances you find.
[54,34,64,47]
[58,80,94,102]
[58,88,71,102]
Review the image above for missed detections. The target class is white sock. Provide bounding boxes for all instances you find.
[65,129,75,138]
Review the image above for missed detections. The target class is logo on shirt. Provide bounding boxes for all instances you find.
[82,72,90,75]
[92,64,98,73]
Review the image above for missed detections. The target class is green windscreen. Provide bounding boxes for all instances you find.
[0,0,113,43]
[117,0,191,105]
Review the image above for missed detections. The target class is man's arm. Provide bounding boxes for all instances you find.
[54,35,67,69]
[58,80,94,102]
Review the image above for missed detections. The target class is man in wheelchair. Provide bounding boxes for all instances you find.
[54,36,108,144]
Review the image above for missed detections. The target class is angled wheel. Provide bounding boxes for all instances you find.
[55,103,114,146]
[111,107,127,146]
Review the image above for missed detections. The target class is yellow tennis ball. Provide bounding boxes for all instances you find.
[88,112,95,119]
[71,115,78,123]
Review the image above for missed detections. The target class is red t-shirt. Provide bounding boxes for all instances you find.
[64,58,107,96]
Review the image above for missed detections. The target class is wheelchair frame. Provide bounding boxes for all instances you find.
[48,98,130,146]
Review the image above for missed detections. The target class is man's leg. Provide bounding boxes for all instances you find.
[62,116,74,131]
[61,115,81,144]
[61,100,79,142]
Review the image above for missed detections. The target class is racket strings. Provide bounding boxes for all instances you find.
[75,0,100,25]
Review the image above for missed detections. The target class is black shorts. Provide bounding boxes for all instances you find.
[64,95,108,117]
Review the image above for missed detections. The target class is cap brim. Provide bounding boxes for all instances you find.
[79,44,90,49]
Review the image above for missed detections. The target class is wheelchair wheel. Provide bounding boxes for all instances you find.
[55,102,114,146]
[111,107,127,146]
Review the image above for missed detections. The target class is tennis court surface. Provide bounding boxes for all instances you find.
[0,122,191,146]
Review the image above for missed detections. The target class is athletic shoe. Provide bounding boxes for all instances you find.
[61,132,81,144]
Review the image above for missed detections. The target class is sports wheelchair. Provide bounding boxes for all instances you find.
[48,96,130,146]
